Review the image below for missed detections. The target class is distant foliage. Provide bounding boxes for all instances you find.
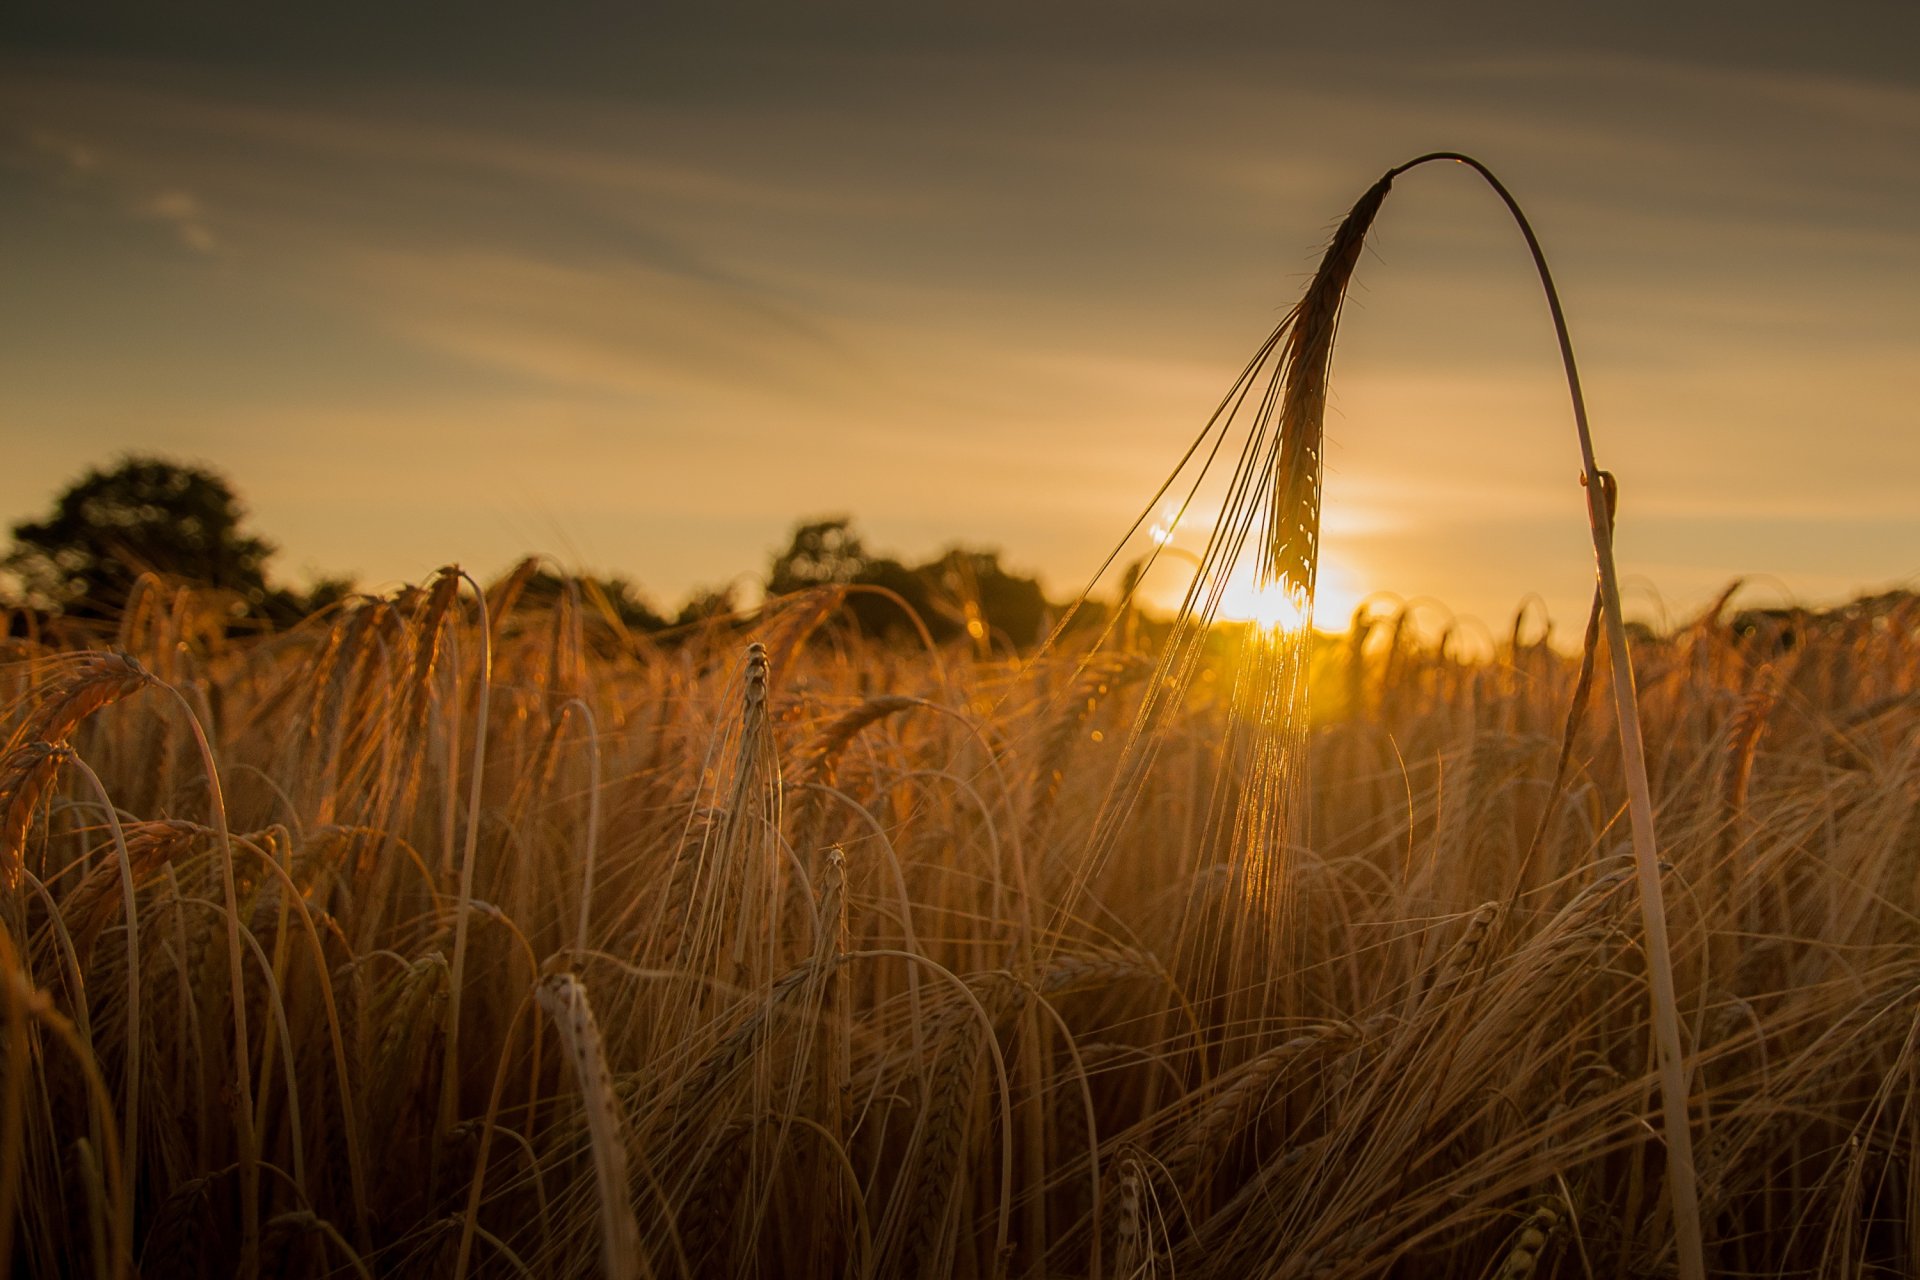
[6,456,277,619]
[2,471,1060,648]
[517,568,671,634]
[767,518,872,594]
[767,516,1052,648]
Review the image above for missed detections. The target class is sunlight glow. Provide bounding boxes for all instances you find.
[1219,574,1311,632]
[1214,556,1365,633]
[1140,507,1367,633]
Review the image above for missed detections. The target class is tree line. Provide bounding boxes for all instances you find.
[1,456,1060,646]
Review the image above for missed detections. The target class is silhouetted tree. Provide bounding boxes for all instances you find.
[845,554,936,636]
[6,456,277,618]
[930,547,1050,649]
[674,584,741,628]
[768,517,1054,648]
[769,518,871,594]
[514,570,670,634]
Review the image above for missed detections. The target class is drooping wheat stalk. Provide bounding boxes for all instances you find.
[1382,152,1701,1279]
[1077,151,1702,1275]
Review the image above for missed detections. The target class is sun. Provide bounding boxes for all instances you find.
[1215,556,1365,633]
[1137,506,1369,633]
[1219,575,1310,631]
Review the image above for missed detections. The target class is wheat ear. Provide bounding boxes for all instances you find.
[537,973,643,1280]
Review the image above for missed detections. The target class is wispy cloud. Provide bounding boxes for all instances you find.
[7,122,220,254]
[18,127,100,174]
[0,35,1912,623]
[136,187,218,252]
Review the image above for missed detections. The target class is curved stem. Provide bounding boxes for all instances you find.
[1384,151,1703,1280]
[156,680,261,1276]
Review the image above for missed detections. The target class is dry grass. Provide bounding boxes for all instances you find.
[1,574,1916,1278]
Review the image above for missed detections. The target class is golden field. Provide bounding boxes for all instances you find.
[3,572,1917,1278]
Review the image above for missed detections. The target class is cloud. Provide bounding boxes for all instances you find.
[0,38,1912,624]
[18,127,99,174]
[347,247,857,404]
[136,187,218,252]
[6,120,220,254]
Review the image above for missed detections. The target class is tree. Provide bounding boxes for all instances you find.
[768,518,871,595]
[930,547,1050,649]
[513,569,670,634]
[673,584,742,628]
[767,516,1055,648]
[6,456,277,618]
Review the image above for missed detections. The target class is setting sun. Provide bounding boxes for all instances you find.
[1210,554,1365,632]
[1217,574,1309,631]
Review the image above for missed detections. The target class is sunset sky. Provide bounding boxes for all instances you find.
[3,3,1915,636]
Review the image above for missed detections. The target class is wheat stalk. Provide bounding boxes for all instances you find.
[537,972,643,1280]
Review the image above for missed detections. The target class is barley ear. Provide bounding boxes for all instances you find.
[537,974,643,1280]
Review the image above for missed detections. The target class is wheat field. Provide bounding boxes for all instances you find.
[3,571,1918,1278]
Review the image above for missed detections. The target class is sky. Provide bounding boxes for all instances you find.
[2,2,1916,638]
